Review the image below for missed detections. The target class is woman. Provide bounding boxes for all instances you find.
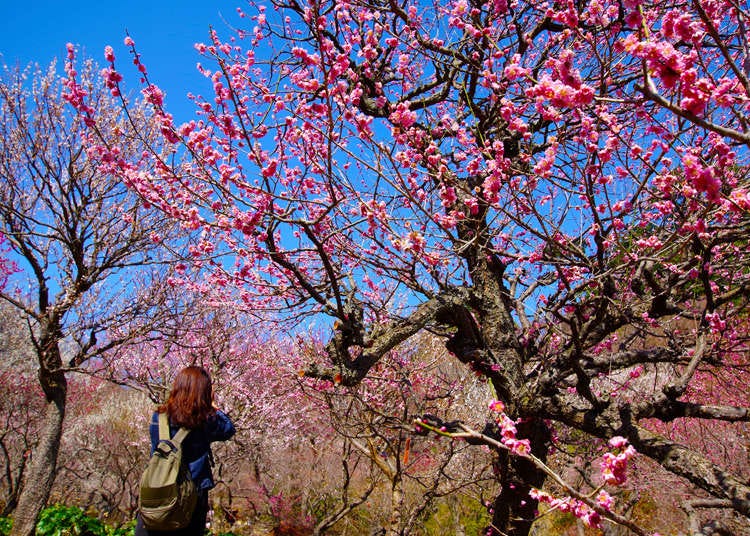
[136,366,235,536]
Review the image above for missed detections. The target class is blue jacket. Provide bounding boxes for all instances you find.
[149,410,235,491]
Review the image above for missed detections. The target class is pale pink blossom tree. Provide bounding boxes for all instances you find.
[0,59,182,536]
[69,0,750,533]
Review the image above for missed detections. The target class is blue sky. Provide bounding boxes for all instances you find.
[1,0,239,121]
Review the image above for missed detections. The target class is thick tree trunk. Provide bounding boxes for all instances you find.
[489,419,550,536]
[10,392,66,536]
[10,339,67,536]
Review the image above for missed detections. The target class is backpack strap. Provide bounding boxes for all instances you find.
[172,427,190,446]
[158,411,190,446]
[158,412,170,441]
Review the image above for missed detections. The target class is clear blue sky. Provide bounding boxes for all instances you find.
[1,0,239,121]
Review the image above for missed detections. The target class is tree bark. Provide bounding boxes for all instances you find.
[489,418,550,536]
[9,385,66,536]
[10,330,67,536]
[628,425,750,517]
[539,397,750,518]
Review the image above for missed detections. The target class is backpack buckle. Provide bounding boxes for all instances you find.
[155,440,177,457]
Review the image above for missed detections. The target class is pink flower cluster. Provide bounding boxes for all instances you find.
[600,436,636,485]
[580,0,619,26]
[526,437,637,529]
[529,488,602,528]
[620,35,692,89]
[704,312,726,334]
[620,33,722,116]
[546,0,580,28]
[101,66,123,96]
[661,10,704,44]
[396,230,426,255]
[62,44,96,127]
[526,74,594,109]
[681,152,721,201]
[503,54,530,81]
[0,232,18,291]
[389,101,417,129]
[488,401,531,456]
[635,235,663,250]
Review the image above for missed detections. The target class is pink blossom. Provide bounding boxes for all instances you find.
[549,0,580,27]
[389,101,417,129]
[399,230,425,254]
[503,54,530,80]
[451,0,469,16]
[489,400,505,413]
[596,490,613,510]
[629,365,644,379]
[142,85,165,107]
[261,159,278,178]
[682,153,721,200]
[526,74,594,108]
[601,437,636,485]
[506,438,531,456]
[635,235,663,249]
[101,67,123,96]
[530,489,601,528]
[662,10,704,43]
[727,189,750,212]
[440,186,457,207]
[464,197,479,215]
[705,312,726,334]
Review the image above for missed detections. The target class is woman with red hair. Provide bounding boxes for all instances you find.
[136,366,235,536]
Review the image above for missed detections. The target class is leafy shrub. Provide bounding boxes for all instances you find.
[0,517,12,536]
[108,520,135,536]
[35,505,108,536]
[34,505,132,536]
[3,506,132,536]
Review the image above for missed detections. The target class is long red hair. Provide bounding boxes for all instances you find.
[159,366,215,429]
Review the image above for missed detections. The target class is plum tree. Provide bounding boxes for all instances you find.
[68,0,750,533]
[0,59,181,536]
